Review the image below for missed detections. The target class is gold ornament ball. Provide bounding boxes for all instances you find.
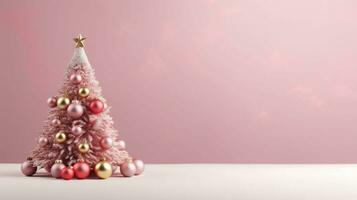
[55,131,66,143]
[78,143,90,153]
[57,97,70,109]
[94,161,112,179]
[78,88,90,97]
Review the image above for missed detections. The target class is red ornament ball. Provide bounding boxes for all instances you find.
[89,100,104,114]
[73,161,90,179]
[61,167,74,180]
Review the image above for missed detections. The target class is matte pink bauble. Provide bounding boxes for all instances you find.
[51,162,66,178]
[21,161,37,176]
[67,102,84,119]
[51,119,61,126]
[89,100,104,114]
[73,161,90,179]
[70,74,82,84]
[71,126,83,136]
[133,159,145,175]
[47,97,57,108]
[117,140,126,150]
[38,137,48,147]
[100,137,113,149]
[120,162,136,177]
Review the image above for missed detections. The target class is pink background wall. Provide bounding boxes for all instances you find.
[1,0,357,163]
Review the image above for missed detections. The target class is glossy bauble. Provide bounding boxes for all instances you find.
[21,160,37,176]
[38,137,48,147]
[70,74,82,84]
[61,167,74,180]
[94,160,112,179]
[50,160,65,178]
[47,97,57,108]
[55,131,66,143]
[78,87,90,98]
[78,143,90,153]
[89,100,104,114]
[100,137,113,150]
[133,159,145,175]
[117,140,126,150]
[73,161,90,179]
[51,119,61,126]
[71,126,84,136]
[67,102,84,119]
[57,97,70,109]
[120,161,136,177]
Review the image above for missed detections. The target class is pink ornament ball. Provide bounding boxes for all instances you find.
[51,162,66,178]
[21,161,37,176]
[61,167,74,180]
[89,100,104,114]
[117,140,126,150]
[70,74,82,84]
[67,102,84,119]
[120,162,136,177]
[73,162,90,179]
[51,119,61,126]
[47,97,57,108]
[133,159,145,175]
[71,126,83,136]
[100,137,113,149]
[38,137,48,147]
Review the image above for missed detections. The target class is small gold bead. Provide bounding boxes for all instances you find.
[55,131,66,143]
[78,143,90,153]
[78,88,90,98]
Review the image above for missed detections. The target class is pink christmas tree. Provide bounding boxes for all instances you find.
[21,34,144,180]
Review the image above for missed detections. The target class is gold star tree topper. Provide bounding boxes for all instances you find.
[73,34,86,48]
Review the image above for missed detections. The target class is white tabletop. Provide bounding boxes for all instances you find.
[1,164,357,200]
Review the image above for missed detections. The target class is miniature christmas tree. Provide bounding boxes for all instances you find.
[21,34,144,180]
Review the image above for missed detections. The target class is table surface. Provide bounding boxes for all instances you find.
[1,164,357,200]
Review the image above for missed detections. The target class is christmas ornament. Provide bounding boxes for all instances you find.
[133,159,145,175]
[89,99,104,114]
[78,87,90,97]
[57,97,70,109]
[70,73,82,84]
[100,137,113,149]
[47,97,57,108]
[51,118,61,126]
[120,160,136,177]
[94,159,112,179]
[71,126,84,136]
[38,137,48,147]
[21,159,37,176]
[117,140,126,150]
[67,101,84,119]
[55,131,66,143]
[73,160,90,179]
[78,143,90,153]
[44,164,52,173]
[73,34,86,48]
[61,167,74,180]
[50,160,65,178]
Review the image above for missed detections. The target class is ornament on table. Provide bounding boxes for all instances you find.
[71,125,84,136]
[73,159,90,179]
[94,158,112,179]
[117,140,126,150]
[44,163,53,173]
[51,118,61,126]
[55,131,66,143]
[100,137,113,150]
[50,160,66,178]
[21,158,37,176]
[70,73,82,84]
[89,99,104,114]
[47,97,57,108]
[67,100,84,119]
[57,97,70,109]
[120,158,136,177]
[61,166,74,180]
[78,143,90,153]
[38,137,48,147]
[133,159,145,175]
[78,87,90,98]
